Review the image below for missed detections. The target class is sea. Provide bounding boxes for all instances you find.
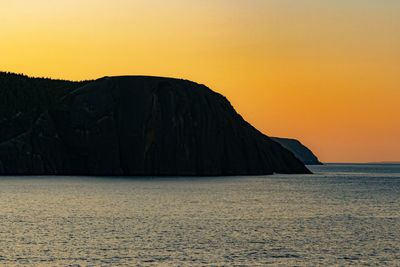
[0,164,399,266]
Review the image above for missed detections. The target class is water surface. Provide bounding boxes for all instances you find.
[0,164,399,266]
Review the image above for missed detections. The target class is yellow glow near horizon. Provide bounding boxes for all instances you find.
[1,0,399,162]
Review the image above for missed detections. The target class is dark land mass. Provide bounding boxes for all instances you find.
[272,137,323,165]
[0,72,310,175]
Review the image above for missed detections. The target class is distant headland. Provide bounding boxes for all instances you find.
[0,72,314,176]
[272,137,322,165]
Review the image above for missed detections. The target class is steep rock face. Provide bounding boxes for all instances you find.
[272,137,322,165]
[0,76,311,175]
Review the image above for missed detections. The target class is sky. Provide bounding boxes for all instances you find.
[1,0,399,163]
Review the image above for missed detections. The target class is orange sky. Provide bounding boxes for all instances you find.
[1,0,399,163]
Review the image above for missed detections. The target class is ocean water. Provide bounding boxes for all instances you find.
[0,164,399,266]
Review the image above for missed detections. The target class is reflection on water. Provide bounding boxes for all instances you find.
[0,164,399,266]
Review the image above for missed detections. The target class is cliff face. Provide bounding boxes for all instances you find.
[272,137,322,165]
[0,74,310,175]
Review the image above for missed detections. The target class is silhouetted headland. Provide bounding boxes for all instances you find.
[272,137,322,165]
[0,72,310,175]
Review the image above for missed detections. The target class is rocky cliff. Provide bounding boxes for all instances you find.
[0,73,311,175]
[272,137,322,165]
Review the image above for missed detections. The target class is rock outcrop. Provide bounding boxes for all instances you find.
[272,137,322,165]
[0,74,311,175]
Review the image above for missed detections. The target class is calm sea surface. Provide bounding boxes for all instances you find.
[0,164,399,266]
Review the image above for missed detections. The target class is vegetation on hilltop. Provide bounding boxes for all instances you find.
[0,72,87,118]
